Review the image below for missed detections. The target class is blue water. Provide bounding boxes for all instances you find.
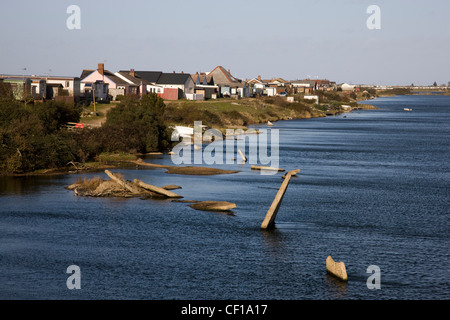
[0,95,448,300]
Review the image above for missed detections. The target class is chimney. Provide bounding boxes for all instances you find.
[98,63,104,76]
[181,71,184,74]
[173,71,175,74]
[130,69,135,77]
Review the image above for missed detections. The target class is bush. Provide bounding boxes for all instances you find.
[0,99,81,173]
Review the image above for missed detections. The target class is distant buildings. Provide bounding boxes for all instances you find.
[1,62,345,104]
[0,75,81,102]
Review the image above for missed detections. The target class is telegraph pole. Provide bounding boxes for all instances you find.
[92,84,96,113]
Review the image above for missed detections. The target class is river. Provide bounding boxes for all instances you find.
[0,95,448,300]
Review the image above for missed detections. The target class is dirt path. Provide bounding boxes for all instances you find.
[81,103,116,128]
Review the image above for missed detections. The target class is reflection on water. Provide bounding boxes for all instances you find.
[324,274,349,299]
[260,228,287,257]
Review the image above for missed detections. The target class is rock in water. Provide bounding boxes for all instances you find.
[162,185,182,190]
[326,256,348,282]
[189,201,236,211]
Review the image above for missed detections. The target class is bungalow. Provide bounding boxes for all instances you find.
[247,76,266,89]
[121,70,165,95]
[80,63,139,100]
[156,72,195,99]
[0,75,80,101]
[267,78,289,87]
[291,80,317,94]
[131,70,194,100]
[114,69,149,97]
[44,76,81,99]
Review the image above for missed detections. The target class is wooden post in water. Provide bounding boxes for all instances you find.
[105,170,142,194]
[238,149,247,162]
[134,179,183,198]
[261,169,300,230]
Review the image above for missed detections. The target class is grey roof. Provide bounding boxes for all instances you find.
[80,69,94,80]
[291,80,317,85]
[133,71,163,83]
[156,73,191,85]
[116,71,148,85]
[102,70,128,85]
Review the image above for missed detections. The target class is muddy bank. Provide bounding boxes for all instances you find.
[130,159,239,175]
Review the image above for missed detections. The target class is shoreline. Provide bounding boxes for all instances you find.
[1,95,380,178]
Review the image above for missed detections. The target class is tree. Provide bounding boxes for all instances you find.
[103,93,170,154]
[433,81,437,87]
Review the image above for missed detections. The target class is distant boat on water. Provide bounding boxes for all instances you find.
[404,108,412,111]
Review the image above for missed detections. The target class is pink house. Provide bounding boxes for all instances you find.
[80,63,140,100]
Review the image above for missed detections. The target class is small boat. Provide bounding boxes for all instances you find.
[404,108,412,111]
[267,121,274,126]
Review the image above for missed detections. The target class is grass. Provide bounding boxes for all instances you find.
[77,97,325,130]
[73,176,103,192]
[164,97,321,130]
[96,152,137,162]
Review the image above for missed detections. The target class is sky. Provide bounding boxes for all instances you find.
[0,0,449,86]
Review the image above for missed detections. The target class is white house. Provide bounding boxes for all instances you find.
[264,87,277,96]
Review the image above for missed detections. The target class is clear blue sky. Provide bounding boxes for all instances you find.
[1,0,449,85]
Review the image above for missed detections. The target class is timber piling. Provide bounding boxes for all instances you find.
[260,169,300,230]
